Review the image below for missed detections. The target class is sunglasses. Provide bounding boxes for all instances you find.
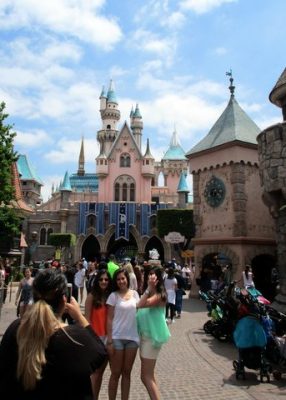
[99,278,109,282]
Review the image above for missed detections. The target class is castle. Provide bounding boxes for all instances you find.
[22,80,191,264]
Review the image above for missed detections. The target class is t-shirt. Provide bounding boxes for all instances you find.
[107,261,119,278]
[106,290,139,343]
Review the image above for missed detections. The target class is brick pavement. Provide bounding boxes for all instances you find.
[0,287,285,399]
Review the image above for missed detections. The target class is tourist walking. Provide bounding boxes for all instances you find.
[106,268,139,400]
[74,261,86,305]
[164,267,177,324]
[85,269,112,399]
[15,267,34,318]
[0,269,107,400]
[136,266,171,400]
[107,254,119,278]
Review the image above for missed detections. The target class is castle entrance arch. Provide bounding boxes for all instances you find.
[81,235,101,262]
[251,254,277,301]
[107,233,138,262]
[144,236,164,262]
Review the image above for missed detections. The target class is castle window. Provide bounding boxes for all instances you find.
[120,154,131,167]
[40,228,46,245]
[130,183,135,201]
[115,183,120,201]
[47,228,53,245]
[107,124,111,129]
[114,175,136,201]
[87,214,95,228]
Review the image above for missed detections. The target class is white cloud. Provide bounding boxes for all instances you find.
[15,129,53,149]
[213,46,227,55]
[132,29,177,66]
[0,0,122,50]
[44,137,100,164]
[180,0,237,14]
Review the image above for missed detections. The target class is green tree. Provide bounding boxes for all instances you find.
[0,102,21,240]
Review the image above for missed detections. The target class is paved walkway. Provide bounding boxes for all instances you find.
[0,287,285,399]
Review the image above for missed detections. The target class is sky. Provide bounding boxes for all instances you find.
[1,0,285,202]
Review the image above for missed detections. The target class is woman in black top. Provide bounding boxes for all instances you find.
[0,269,107,400]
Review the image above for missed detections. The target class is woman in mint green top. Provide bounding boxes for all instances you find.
[136,266,170,400]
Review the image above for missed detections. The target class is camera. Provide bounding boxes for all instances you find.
[67,283,73,302]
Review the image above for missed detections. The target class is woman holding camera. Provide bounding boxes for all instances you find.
[0,269,107,400]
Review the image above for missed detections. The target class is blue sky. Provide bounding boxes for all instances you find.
[1,0,285,201]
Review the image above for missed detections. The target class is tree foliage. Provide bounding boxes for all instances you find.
[157,209,195,243]
[49,233,76,247]
[0,102,20,239]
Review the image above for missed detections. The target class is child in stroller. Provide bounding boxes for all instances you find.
[233,314,271,382]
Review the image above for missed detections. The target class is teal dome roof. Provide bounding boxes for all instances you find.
[162,129,187,160]
[186,95,261,156]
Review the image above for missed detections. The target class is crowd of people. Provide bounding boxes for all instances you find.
[0,255,194,400]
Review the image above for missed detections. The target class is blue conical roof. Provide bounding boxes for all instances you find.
[186,95,260,156]
[177,172,189,192]
[61,171,72,191]
[107,79,118,104]
[133,104,142,118]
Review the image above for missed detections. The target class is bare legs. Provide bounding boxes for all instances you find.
[91,359,108,400]
[108,347,137,400]
[140,357,160,400]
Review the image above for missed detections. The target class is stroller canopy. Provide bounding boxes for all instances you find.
[233,316,267,349]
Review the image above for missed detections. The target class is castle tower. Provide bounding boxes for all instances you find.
[161,128,188,191]
[77,137,85,176]
[186,72,276,296]
[97,80,121,156]
[130,103,143,150]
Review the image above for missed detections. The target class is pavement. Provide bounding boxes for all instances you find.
[0,286,285,400]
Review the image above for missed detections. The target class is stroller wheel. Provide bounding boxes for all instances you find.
[233,360,238,370]
[260,372,270,383]
[273,370,282,380]
[203,320,213,334]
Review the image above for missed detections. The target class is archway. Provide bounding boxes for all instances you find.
[251,254,277,301]
[107,233,138,262]
[144,236,164,262]
[81,235,101,262]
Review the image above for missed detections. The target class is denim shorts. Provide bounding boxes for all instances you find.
[112,339,139,350]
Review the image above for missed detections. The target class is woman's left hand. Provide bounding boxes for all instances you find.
[148,274,158,291]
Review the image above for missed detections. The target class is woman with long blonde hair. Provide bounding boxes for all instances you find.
[0,269,107,399]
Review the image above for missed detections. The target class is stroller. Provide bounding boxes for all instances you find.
[233,315,271,382]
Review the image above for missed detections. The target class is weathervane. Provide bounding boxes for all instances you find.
[226,69,235,97]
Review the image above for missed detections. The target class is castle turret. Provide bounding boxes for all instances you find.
[97,80,121,155]
[131,103,143,150]
[177,171,189,208]
[60,171,71,215]
[77,137,85,176]
[142,139,155,178]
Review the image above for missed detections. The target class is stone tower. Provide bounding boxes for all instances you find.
[186,74,276,291]
[257,68,286,311]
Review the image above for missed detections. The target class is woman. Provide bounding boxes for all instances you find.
[15,267,34,318]
[242,265,255,289]
[106,268,139,400]
[137,266,171,400]
[0,269,107,400]
[74,261,86,304]
[85,269,112,399]
[164,267,177,324]
[125,262,138,291]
